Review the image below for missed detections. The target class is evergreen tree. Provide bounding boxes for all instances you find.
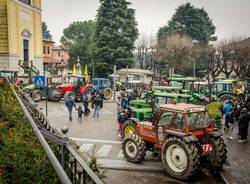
[60,21,96,68]
[95,0,138,76]
[158,3,216,44]
[42,22,52,40]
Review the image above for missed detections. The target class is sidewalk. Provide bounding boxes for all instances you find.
[221,127,250,184]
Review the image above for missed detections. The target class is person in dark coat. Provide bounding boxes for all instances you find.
[65,95,75,121]
[82,93,90,116]
[75,105,84,122]
[238,108,250,143]
[93,94,102,118]
[224,110,235,140]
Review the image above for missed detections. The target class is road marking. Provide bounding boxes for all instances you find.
[117,149,124,158]
[97,145,113,157]
[79,143,93,152]
[70,137,121,144]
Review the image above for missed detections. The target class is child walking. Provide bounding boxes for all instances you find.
[75,105,84,122]
[117,109,127,137]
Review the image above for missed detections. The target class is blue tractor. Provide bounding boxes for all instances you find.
[92,78,113,100]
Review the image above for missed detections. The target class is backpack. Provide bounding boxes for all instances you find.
[66,98,74,108]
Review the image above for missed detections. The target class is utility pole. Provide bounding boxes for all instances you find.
[193,59,196,78]
[113,65,117,102]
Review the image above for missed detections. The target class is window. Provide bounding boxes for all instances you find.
[47,46,50,55]
[23,39,29,61]
[43,46,46,54]
[58,51,61,57]
[19,0,31,5]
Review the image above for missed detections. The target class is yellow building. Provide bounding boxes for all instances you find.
[0,0,43,73]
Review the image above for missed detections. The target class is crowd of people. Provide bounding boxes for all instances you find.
[65,90,104,122]
[223,96,250,143]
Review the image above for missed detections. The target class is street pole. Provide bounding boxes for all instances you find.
[45,77,48,116]
[113,65,117,102]
[193,59,196,78]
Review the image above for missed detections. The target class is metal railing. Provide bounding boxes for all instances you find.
[6,79,104,184]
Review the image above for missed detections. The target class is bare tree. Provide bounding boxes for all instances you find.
[156,33,193,75]
[135,34,157,70]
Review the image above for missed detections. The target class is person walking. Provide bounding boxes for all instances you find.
[224,110,235,140]
[93,94,102,118]
[65,95,75,121]
[238,108,250,143]
[75,105,84,122]
[116,96,122,115]
[121,94,128,110]
[82,93,90,116]
[117,109,128,137]
[223,101,233,116]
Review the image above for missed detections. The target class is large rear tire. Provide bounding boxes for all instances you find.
[49,89,62,102]
[162,137,200,180]
[103,87,112,100]
[207,137,227,171]
[122,134,146,163]
[32,89,42,102]
[122,121,136,138]
[219,94,233,103]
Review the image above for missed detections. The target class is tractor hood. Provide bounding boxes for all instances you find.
[59,83,74,88]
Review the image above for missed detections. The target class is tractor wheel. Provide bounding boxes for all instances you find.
[162,137,200,180]
[64,91,75,100]
[103,87,112,100]
[122,121,136,138]
[32,89,42,102]
[122,134,146,163]
[219,94,233,103]
[85,87,92,94]
[49,89,62,102]
[207,137,227,171]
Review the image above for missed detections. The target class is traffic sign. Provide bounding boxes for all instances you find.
[34,75,46,88]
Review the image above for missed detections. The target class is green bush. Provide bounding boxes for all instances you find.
[0,84,59,184]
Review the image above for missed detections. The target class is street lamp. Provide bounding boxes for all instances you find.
[76,57,81,75]
[192,39,199,78]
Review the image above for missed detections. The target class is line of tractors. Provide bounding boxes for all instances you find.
[119,75,246,180]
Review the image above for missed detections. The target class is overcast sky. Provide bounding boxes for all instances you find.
[42,0,250,44]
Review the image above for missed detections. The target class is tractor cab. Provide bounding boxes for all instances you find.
[167,76,196,93]
[153,86,182,93]
[122,103,226,180]
[92,78,113,100]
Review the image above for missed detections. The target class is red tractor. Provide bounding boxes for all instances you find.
[122,103,227,180]
[57,75,92,101]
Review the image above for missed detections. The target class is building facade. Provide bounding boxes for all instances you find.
[0,0,43,73]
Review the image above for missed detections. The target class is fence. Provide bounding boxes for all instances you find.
[7,78,104,184]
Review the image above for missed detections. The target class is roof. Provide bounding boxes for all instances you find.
[117,68,153,75]
[154,92,191,98]
[43,39,55,43]
[214,81,234,85]
[127,80,143,83]
[160,103,205,112]
[168,77,196,81]
[153,86,182,90]
[52,45,69,50]
[194,81,208,85]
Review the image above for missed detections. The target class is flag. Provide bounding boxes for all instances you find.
[72,64,76,76]
[84,65,88,81]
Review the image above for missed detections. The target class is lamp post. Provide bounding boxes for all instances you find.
[76,57,81,75]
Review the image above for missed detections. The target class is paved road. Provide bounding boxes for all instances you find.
[38,100,218,184]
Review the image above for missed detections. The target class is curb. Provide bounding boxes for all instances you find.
[219,171,231,184]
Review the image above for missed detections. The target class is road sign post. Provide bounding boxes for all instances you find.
[34,75,48,116]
